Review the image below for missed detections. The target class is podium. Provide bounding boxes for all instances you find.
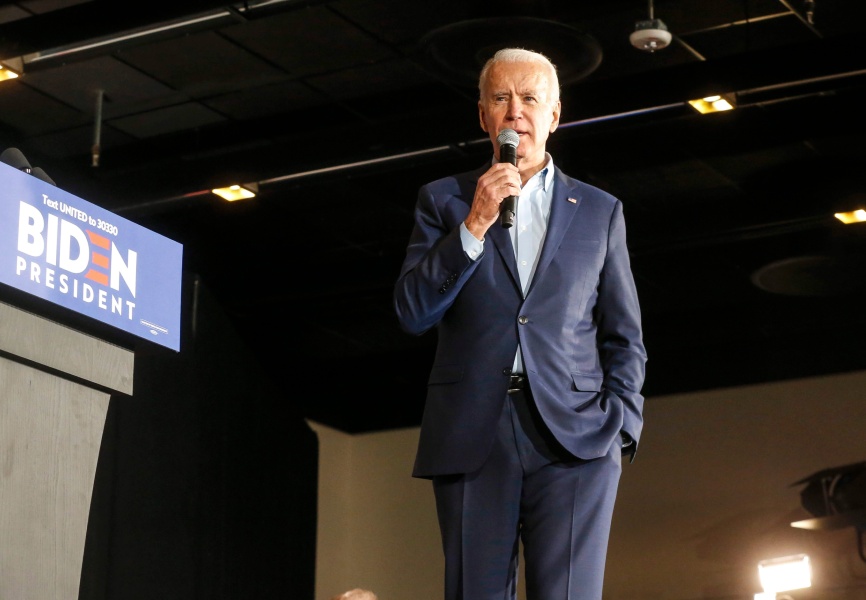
[0,299,134,599]
[0,151,175,599]
[0,153,317,599]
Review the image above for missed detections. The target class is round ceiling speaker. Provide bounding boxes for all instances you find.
[751,254,866,297]
[418,17,603,89]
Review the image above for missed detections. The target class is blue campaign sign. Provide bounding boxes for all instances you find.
[0,161,183,351]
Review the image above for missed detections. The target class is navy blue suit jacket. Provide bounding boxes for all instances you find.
[394,163,647,478]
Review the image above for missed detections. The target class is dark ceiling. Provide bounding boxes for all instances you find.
[1,0,865,433]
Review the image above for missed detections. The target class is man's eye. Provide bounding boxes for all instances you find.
[524,96,537,103]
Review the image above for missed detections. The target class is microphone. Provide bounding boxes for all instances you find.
[496,129,519,228]
[31,167,56,186]
[1,147,32,173]
[1,147,55,185]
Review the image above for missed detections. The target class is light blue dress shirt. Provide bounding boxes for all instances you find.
[460,155,555,375]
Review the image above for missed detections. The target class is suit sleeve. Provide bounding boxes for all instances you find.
[393,184,481,336]
[596,200,647,457]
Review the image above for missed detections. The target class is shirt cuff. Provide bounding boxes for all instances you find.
[459,222,484,261]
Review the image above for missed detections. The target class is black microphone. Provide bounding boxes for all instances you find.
[1,147,55,185]
[32,167,56,186]
[1,147,32,173]
[497,129,519,228]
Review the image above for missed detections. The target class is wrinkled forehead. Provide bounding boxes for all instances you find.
[482,61,557,101]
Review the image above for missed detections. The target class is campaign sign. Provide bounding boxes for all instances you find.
[0,161,183,351]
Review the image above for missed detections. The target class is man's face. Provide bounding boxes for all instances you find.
[478,60,561,169]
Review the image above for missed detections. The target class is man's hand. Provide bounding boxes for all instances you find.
[464,162,521,240]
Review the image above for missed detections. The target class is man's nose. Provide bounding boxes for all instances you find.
[506,98,522,118]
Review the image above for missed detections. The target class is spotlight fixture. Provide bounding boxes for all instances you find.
[688,94,736,114]
[212,183,257,201]
[790,462,866,563]
[630,0,672,52]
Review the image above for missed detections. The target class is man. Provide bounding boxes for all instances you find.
[393,47,647,599]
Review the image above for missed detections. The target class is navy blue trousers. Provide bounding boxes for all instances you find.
[433,387,622,600]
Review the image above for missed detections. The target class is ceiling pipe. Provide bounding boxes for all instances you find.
[776,0,822,36]
[12,0,299,70]
[92,89,103,168]
[114,60,866,217]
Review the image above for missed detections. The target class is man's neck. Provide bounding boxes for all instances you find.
[517,153,550,185]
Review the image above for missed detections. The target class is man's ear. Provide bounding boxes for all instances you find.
[478,102,488,133]
[550,100,562,133]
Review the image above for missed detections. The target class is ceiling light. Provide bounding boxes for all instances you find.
[212,184,257,201]
[834,209,866,224]
[688,94,736,114]
[630,0,672,52]
[757,554,811,594]
[0,64,19,82]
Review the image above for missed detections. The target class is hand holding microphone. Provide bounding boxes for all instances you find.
[496,129,519,228]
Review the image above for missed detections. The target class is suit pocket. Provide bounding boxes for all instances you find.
[571,373,603,392]
[569,372,604,410]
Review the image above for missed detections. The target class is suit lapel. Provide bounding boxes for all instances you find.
[463,163,580,293]
[488,218,520,286]
[528,171,581,294]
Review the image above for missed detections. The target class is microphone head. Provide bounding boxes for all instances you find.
[1,147,32,171]
[496,129,519,148]
[31,167,56,186]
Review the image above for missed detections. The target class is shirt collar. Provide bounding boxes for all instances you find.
[538,154,554,192]
[490,153,555,191]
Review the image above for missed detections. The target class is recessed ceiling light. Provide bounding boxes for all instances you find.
[212,184,257,201]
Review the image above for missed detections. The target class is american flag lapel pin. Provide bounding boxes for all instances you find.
[567,197,577,203]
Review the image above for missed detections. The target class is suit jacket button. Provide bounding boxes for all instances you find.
[518,315,528,325]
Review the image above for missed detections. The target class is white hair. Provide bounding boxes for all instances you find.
[331,588,378,600]
[478,47,560,103]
